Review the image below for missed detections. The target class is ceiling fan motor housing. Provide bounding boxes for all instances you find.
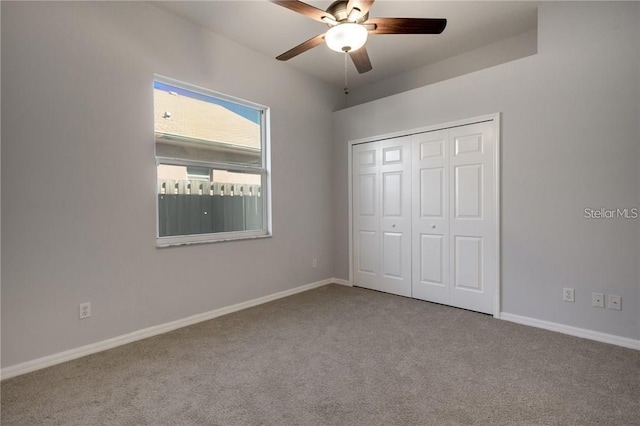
[326,0,369,24]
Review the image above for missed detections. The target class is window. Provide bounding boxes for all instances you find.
[154,77,270,246]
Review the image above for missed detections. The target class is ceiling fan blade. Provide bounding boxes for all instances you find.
[367,18,447,35]
[349,46,373,74]
[346,0,375,20]
[270,0,336,24]
[276,33,326,61]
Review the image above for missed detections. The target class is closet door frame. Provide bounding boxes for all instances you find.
[348,113,501,318]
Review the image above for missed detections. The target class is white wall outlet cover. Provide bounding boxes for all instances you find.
[562,288,575,302]
[79,302,91,319]
[607,295,621,310]
[592,293,605,308]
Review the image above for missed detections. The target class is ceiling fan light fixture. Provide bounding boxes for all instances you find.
[325,23,368,53]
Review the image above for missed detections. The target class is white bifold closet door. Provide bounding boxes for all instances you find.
[352,136,412,297]
[412,122,496,314]
[352,120,496,315]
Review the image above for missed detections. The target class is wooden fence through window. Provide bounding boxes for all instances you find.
[157,179,262,237]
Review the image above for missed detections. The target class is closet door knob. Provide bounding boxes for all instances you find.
[392,224,396,228]
[431,224,436,229]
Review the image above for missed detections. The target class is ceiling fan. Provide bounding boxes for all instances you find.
[270,0,447,76]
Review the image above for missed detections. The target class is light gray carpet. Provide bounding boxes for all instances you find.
[2,284,639,425]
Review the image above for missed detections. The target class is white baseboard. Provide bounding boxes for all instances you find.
[332,278,352,287]
[500,312,640,351]
[1,278,336,381]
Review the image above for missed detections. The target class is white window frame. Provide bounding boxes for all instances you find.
[154,75,271,247]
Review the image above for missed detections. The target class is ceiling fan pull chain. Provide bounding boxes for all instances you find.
[344,52,349,95]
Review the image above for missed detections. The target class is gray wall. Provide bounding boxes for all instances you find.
[333,2,640,340]
[345,28,538,107]
[1,2,342,367]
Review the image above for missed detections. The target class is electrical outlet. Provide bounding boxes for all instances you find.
[312,258,317,268]
[607,295,621,310]
[79,302,91,319]
[562,288,575,302]
[592,293,605,308]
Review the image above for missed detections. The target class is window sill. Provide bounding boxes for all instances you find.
[156,233,271,248]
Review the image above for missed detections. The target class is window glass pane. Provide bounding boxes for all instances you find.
[154,81,262,167]
[157,165,263,238]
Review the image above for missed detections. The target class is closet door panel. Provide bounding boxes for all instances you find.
[353,144,379,289]
[412,130,450,304]
[378,137,412,297]
[358,174,376,216]
[352,137,411,297]
[454,164,483,219]
[420,234,444,284]
[382,232,403,278]
[382,172,403,217]
[449,122,495,314]
[357,230,377,275]
[453,236,483,291]
[420,168,444,217]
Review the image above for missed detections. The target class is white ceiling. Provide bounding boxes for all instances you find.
[153,1,538,90]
